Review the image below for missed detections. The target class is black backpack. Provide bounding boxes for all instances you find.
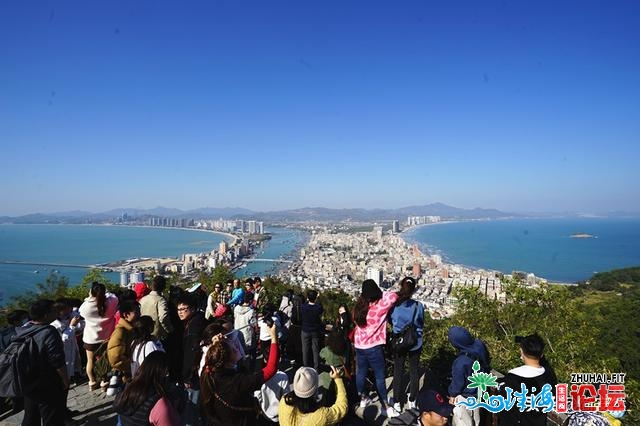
[0,325,48,397]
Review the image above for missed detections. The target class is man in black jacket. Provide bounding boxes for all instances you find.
[176,294,206,426]
[18,299,70,426]
[497,333,557,426]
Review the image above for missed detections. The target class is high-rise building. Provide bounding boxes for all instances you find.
[392,220,400,233]
[372,226,383,240]
[257,221,264,235]
[366,267,383,285]
[219,240,228,255]
[248,220,257,234]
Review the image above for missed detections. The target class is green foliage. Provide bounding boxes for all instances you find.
[587,266,640,291]
[437,276,638,423]
[318,288,354,324]
[210,265,235,286]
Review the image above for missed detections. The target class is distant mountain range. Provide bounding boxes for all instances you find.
[1,203,637,224]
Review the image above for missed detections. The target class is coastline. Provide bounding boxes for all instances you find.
[399,218,602,284]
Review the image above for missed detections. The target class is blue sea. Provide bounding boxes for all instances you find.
[0,224,231,303]
[402,217,640,283]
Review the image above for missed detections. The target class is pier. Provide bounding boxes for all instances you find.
[0,260,96,269]
[244,258,294,263]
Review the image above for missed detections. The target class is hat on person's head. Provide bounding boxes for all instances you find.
[448,326,475,349]
[133,282,150,301]
[187,283,202,293]
[293,367,319,399]
[361,279,382,300]
[515,334,544,359]
[416,390,454,417]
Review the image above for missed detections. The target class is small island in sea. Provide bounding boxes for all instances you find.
[570,233,596,238]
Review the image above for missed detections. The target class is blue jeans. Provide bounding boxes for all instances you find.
[355,345,389,407]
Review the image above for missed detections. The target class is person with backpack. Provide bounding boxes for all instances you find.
[447,326,491,426]
[16,299,70,425]
[389,276,425,414]
[0,309,29,414]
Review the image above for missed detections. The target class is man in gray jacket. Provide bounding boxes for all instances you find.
[139,275,173,340]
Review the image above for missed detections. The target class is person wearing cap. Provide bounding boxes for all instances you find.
[278,366,348,425]
[353,278,399,418]
[416,390,454,426]
[497,333,557,426]
[447,326,491,426]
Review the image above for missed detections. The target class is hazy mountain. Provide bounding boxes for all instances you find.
[0,203,531,223]
[186,207,256,217]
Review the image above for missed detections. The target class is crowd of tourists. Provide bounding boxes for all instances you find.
[2,273,609,426]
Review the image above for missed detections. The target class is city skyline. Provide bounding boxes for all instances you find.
[2,1,639,216]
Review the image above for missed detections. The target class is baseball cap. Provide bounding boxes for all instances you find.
[416,390,454,417]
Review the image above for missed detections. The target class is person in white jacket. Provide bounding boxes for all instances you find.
[79,282,119,389]
[51,299,84,379]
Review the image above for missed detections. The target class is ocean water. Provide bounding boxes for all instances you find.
[0,224,231,303]
[402,218,640,283]
[235,227,307,278]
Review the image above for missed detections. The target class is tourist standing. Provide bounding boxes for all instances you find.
[176,294,206,426]
[200,324,279,425]
[130,315,165,378]
[51,299,84,381]
[107,300,140,381]
[139,276,173,341]
[19,299,70,426]
[234,292,256,361]
[226,279,245,307]
[447,326,491,426]
[113,351,181,426]
[300,289,323,371]
[497,333,557,426]
[353,278,398,418]
[390,276,425,413]
[79,282,119,390]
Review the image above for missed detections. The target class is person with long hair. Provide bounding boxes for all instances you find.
[200,323,279,425]
[79,281,119,390]
[113,351,181,426]
[352,278,398,418]
[130,315,165,378]
[278,366,347,426]
[389,276,425,413]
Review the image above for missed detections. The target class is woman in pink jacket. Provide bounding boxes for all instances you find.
[352,279,398,418]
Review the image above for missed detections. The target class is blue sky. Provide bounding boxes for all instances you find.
[1,1,639,216]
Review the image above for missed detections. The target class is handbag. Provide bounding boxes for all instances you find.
[390,302,419,354]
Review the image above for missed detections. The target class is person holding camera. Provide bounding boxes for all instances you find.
[279,365,348,426]
[200,323,280,426]
[258,304,282,363]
